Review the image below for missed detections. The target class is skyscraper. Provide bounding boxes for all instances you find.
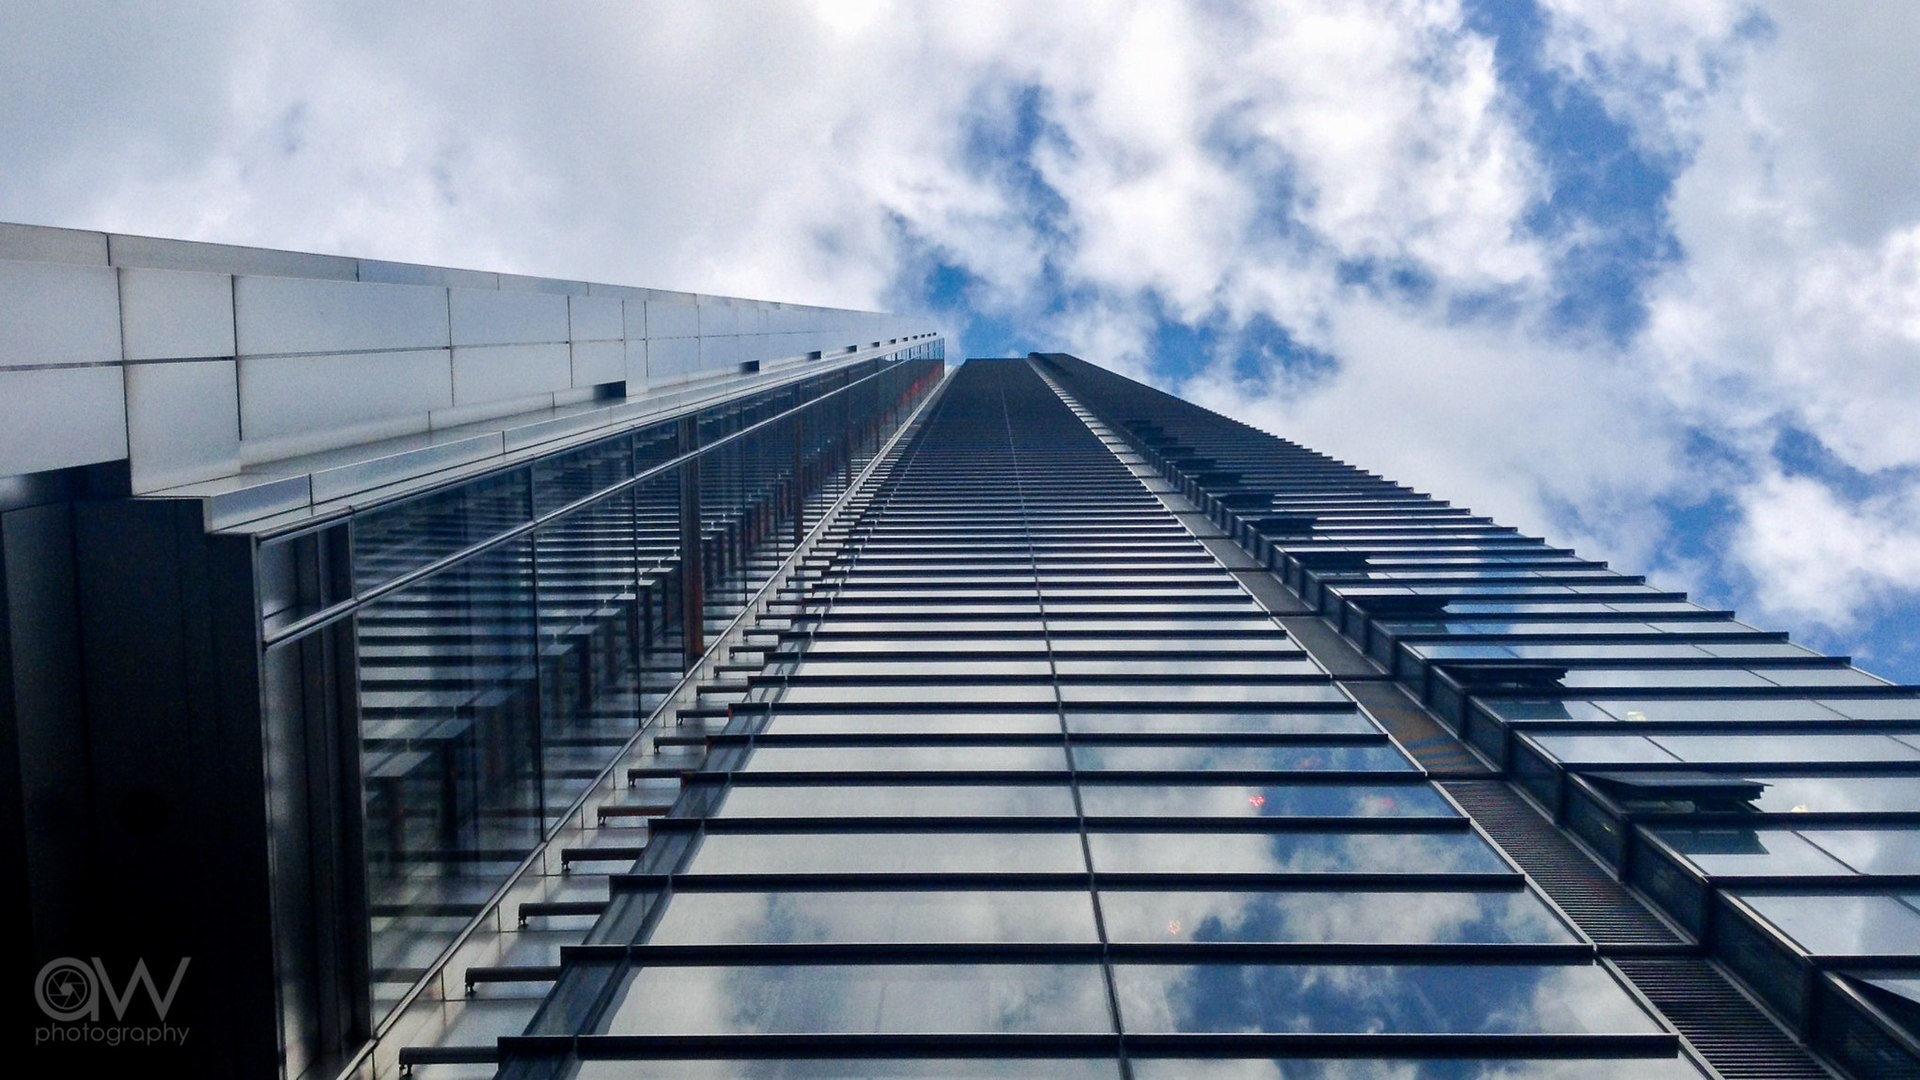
[3,229,1916,1078]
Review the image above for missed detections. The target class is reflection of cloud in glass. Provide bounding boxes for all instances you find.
[1114,962,1659,1036]
[1070,744,1413,773]
[717,783,1076,818]
[687,831,1087,875]
[1078,783,1452,819]
[1128,1057,1705,1079]
[601,963,1113,1035]
[575,1059,1123,1080]
[646,889,1100,945]
[1087,831,1511,876]
[1753,776,1920,814]
[1101,889,1574,945]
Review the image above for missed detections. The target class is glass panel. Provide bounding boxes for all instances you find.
[599,963,1114,1034]
[1060,683,1340,705]
[534,487,640,826]
[1578,697,1848,723]
[1649,827,1854,877]
[1734,891,1920,955]
[1528,735,1678,765]
[684,830,1088,876]
[352,466,531,591]
[758,713,1062,736]
[533,434,631,515]
[632,419,678,475]
[1052,659,1324,677]
[783,658,1055,678]
[1066,711,1371,736]
[1086,830,1510,876]
[1128,1058,1707,1079]
[1559,667,1773,689]
[1048,638,1303,654]
[714,783,1076,818]
[794,638,1050,655]
[1801,829,1920,875]
[1100,888,1578,944]
[1077,783,1454,819]
[769,684,1057,705]
[574,1061,1122,1080]
[1112,961,1660,1034]
[1817,697,1920,720]
[644,889,1099,945]
[740,745,1069,773]
[1751,776,1920,814]
[355,538,540,1010]
[1651,734,1920,764]
[1070,743,1412,773]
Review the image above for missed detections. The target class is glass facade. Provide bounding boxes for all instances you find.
[207,348,1919,1078]
[256,347,942,1026]
[470,359,1716,1079]
[1029,350,1920,1079]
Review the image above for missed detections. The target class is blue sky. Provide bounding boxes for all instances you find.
[4,1,1920,679]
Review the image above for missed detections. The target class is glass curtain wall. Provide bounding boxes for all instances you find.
[257,347,943,1025]
[496,359,1704,1078]
[1035,350,1920,1078]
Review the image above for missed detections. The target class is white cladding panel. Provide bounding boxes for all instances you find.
[645,300,699,338]
[449,287,569,346]
[0,366,127,473]
[451,342,572,405]
[569,295,625,342]
[571,340,625,387]
[126,360,240,492]
[646,336,700,379]
[239,349,453,441]
[0,223,108,265]
[119,267,236,361]
[235,276,449,355]
[0,260,121,368]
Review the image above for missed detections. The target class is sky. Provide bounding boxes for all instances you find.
[4,1,1919,680]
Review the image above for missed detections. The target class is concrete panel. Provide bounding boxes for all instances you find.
[0,366,126,474]
[235,276,448,355]
[571,340,625,387]
[450,288,568,346]
[0,260,121,368]
[119,267,235,361]
[644,299,699,338]
[451,342,570,405]
[569,295,624,341]
[108,234,357,279]
[0,223,108,265]
[357,259,496,290]
[126,360,241,492]
[239,349,451,441]
[646,336,699,379]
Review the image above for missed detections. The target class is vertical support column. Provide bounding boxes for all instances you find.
[676,415,705,666]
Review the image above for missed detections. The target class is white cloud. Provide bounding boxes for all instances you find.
[1181,296,1688,574]
[7,1,1920,661]
[1541,1,1920,631]
[1732,472,1920,634]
